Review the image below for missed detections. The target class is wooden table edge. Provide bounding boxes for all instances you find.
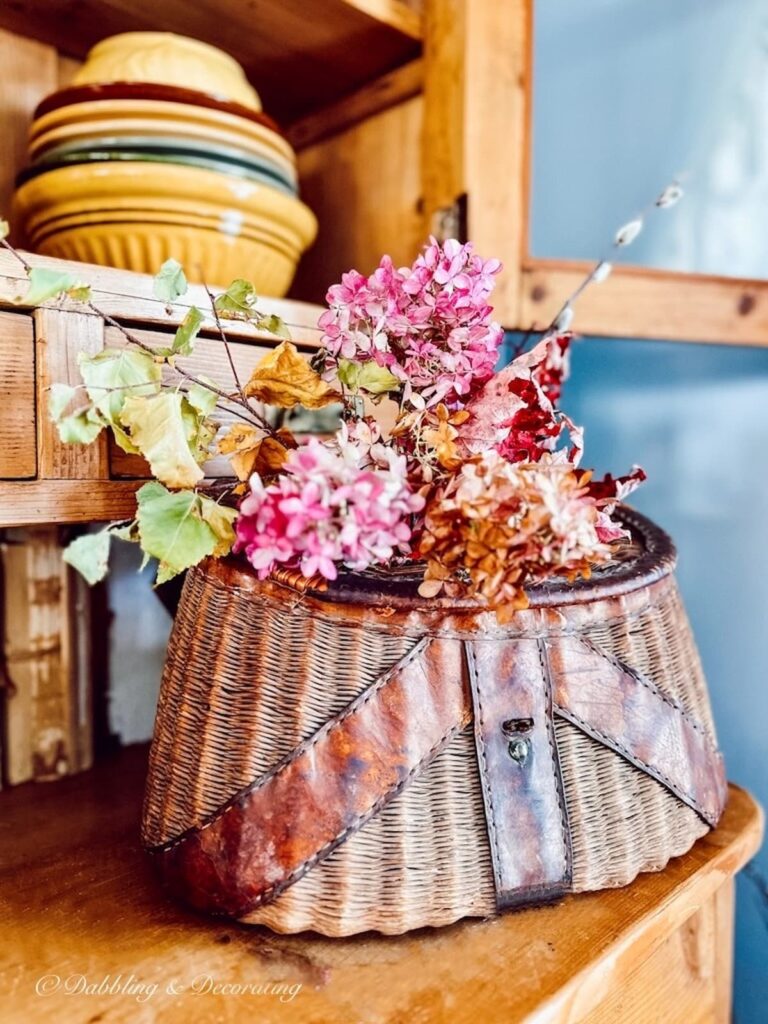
[525,783,764,1024]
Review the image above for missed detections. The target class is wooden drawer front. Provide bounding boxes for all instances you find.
[0,310,36,478]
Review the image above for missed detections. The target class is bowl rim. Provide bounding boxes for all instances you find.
[34,83,283,136]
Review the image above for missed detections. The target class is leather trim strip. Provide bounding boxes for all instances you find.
[149,631,726,917]
[150,636,470,917]
[466,638,571,908]
[544,635,727,827]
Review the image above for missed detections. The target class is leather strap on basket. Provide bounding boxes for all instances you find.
[152,637,470,918]
[150,634,726,916]
[466,638,572,907]
[544,635,727,827]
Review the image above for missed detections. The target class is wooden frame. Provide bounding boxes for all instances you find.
[421,0,768,345]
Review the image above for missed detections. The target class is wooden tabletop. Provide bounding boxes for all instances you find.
[0,744,762,1024]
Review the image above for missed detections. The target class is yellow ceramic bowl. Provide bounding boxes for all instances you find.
[32,223,297,295]
[28,209,302,262]
[14,162,315,241]
[72,33,261,111]
[29,100,295,166]
[14,162,317,295]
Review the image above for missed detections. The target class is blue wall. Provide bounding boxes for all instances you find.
[532,0,768,278]
[530,334,768,1021]
[531,3,768,1013]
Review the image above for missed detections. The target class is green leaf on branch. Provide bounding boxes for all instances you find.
[63,520,140,585]
[110,521,139,543]
[48,383,78,421]
[182,401,217,466]
[181,390,218,466]
[63,530,111,585]
[338,358,401,395]
[214,279,258,316]
[79,348,162,452]
[255,313,291,339]
[57,408,104,444]
[153,259,187,304]
[198,494,238,557]
[120,392,206,489]
[170,306,204,356]
[16,267,76,306]
[213,281,289,337]
[186,379,218,416]
[136,482,231,584]
[66,284,92,303]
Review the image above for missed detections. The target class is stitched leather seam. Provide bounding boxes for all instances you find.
[207,574,672,642]
[465,642,505,886]
[240,716,466,913]
[538,638,572,884]
[554,703,720,827]
[579,636,713,742]
[151,636,432,852]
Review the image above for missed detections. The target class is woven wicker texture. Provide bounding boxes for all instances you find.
[143,511,719,935]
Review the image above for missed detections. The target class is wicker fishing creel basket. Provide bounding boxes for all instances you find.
[142,508,727,936]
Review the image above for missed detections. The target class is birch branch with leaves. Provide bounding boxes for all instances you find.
[0,225,341,586]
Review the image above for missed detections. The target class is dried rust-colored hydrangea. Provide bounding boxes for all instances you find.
[418,452,631,621]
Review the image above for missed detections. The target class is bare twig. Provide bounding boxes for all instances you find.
[1,236,31,272]
[502,178,686,364]
[202,283,281,439]
[509,323,538,359]
[204,283,248,403]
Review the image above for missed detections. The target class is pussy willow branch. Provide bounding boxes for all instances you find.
[507,178,685,358]
[543,180,683,335]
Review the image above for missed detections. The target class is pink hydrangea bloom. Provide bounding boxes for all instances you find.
[234,434,425,581]
[319,239,503,408]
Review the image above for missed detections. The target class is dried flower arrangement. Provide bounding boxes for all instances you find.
[0,185,681,621]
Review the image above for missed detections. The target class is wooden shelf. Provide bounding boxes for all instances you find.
[0,251,326,526]
[0,743,762,1023]
[0,0,423,124]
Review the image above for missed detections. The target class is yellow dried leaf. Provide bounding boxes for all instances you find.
[244,341,340,409]
[218,423,292,481]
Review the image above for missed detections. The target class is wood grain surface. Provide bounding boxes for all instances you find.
[292,94,425,304]
[0,0,422,123]
[520,259,768,346]
[0,480,141,527]
[33,307,108,480]
[0,744,761,1024]
[0,311,36,479]
[0,29,57,244]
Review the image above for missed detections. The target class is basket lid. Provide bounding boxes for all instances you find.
[263,505,676,610]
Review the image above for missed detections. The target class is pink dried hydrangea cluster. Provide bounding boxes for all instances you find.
[230,239,647,616]
[319,238,504,408]
[234,434,425,581]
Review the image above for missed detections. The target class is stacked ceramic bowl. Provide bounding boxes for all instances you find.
[13,33,317,295]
